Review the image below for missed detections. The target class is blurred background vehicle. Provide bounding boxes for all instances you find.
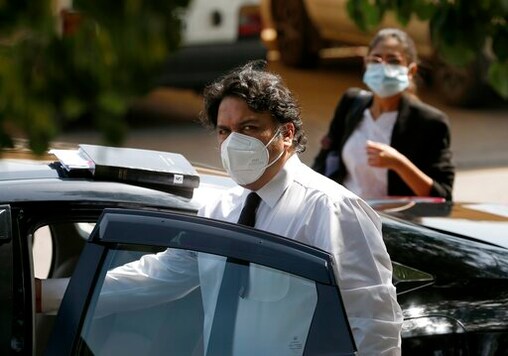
[159,0,266,92]
[260,0,494,106]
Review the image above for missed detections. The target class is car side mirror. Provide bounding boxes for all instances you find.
[392,261,434,295]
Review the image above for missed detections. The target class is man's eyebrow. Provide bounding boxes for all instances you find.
[238,118,260,125]
[217,117,260,129]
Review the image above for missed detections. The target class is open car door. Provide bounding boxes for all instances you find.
[47,208,356,355]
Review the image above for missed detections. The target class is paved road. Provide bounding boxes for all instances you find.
[57,57,508,203]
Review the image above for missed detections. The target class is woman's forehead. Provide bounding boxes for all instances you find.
[370,36,405,56]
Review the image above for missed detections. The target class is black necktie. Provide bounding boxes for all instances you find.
[236,192,261,227]
[207,192,261,356]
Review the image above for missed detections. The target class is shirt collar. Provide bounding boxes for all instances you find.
[244,154,299,208]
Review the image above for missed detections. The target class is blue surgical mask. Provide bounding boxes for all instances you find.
[363,63,410,98]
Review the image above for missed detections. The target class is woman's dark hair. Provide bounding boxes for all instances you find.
[199,60,307,153]
[368,28,418,64]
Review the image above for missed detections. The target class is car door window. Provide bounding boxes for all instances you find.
[50,209,355,356]
[32,222,93,279]
[77,245,318,356]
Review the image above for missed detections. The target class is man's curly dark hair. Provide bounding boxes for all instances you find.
[199,60,307,153]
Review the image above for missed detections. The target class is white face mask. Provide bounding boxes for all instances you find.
[363,63,410,98]
[220,129,284,185]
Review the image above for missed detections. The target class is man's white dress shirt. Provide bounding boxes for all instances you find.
[201,154,403,355]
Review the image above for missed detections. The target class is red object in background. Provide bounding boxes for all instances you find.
[60,9,82,36]
[238,6,262,38]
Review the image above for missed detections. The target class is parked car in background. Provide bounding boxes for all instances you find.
[260,0,492,106]
[1,144,507,355]
[159,0,266,91]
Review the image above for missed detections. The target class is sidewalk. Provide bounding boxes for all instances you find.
[454,167,508,204]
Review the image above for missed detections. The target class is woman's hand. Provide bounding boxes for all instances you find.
[366,140,433,196]
[366,140,404,170]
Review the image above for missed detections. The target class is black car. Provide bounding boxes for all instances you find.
[374,199,508,354]
[1,144,507,355]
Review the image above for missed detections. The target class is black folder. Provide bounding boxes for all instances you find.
[52,144,200,197]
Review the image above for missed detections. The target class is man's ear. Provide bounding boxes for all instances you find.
[282,123,295,146]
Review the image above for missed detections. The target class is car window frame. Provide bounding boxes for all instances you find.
[0,205,14,355]
[7,202,108,356]
[47,208,357,355]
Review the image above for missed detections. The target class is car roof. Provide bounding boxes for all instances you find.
[377,200,508,249]
[0,145,235,212]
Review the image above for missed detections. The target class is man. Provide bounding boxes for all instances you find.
[41,61,402,355]
[196,60,402,354]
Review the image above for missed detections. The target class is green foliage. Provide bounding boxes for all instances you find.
[346,0,382,32]
[0,0,190,154]
[346,0,508,99]
[489,60,508,98]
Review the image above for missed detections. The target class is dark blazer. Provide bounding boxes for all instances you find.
[314,88,455,200]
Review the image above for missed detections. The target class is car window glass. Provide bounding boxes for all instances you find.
[76,246,318,356]
[32,226,53,279]
[75,222,95,239]
[32,222,94,279]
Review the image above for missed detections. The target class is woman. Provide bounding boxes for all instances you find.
[313,28,455,200]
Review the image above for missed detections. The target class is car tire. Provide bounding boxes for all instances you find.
[271,0,320,68]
